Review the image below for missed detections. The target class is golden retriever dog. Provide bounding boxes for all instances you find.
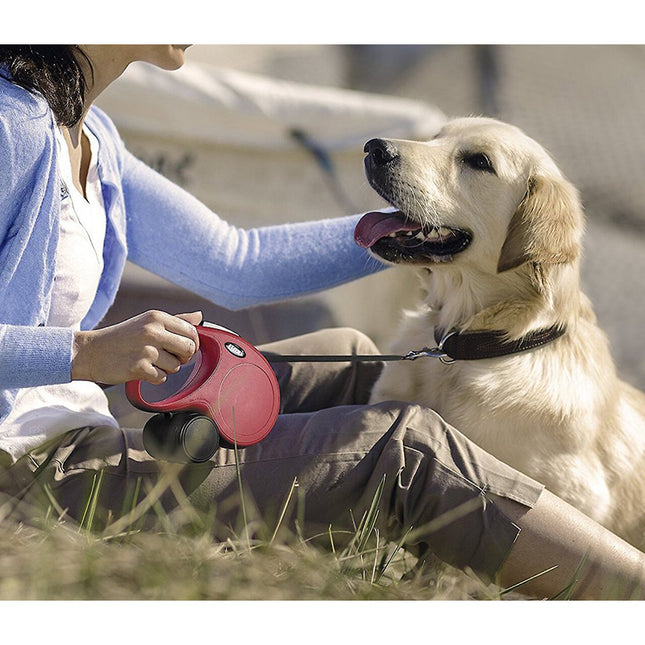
[355,117,645,547]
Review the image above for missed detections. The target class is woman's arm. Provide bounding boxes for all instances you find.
[121,150,385,311]
[0,325,74,389]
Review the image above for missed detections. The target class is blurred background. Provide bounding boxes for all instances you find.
[96,44,645,390]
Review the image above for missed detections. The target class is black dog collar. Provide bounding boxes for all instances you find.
[434,325,567,361]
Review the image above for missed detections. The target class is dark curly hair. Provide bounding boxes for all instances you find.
[0,45,93,126]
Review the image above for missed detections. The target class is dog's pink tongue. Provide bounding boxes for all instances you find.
[354,211,419,248]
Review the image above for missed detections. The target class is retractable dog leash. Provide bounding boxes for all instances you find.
[124,322,448,463]
[126,321,565,463]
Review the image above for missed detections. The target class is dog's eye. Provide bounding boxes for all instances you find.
[462,152,495,173]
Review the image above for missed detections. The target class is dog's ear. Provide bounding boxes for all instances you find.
[497,175,584,273]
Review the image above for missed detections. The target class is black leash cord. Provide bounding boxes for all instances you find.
[261,347,451,363]
[261,352,406,363]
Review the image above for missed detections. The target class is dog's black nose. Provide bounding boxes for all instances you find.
[364,138,399,166]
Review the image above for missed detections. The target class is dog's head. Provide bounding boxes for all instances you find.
[355,117,584,276]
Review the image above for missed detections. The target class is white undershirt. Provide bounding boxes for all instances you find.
[0,126,119,461]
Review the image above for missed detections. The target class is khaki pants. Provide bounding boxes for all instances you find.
[0,328,543,583]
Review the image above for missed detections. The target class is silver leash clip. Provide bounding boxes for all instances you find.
[401,330,457,365]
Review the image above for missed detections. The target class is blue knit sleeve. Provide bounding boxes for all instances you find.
[0,325,74,389]
[121,150,386,311]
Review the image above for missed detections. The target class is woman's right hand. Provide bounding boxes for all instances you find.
[71,310,202,385]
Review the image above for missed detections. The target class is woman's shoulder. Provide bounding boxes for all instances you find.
[0,74,54,151]
[0,76,57,234]
[0,73,51,122]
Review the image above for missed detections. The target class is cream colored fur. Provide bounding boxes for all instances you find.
[367,117,645,547]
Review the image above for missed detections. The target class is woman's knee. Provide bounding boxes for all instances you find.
[262,327,383,410]
[330,327,381,356]
[271,326,380,356]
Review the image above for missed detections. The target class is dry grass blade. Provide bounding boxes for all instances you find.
[499,564,560,596]
[270,476,299,545]
[550,555,588,600]
[340,474,385,561]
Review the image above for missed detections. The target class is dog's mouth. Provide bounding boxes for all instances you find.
[354,210,472,264]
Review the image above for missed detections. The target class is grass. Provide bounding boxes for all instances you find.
[3,444,600,602]
[0,520,482,601]
[0,466,507,601]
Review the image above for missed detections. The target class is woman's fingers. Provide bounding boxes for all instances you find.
[136,311,201,381]
[160,314,201,363]
[153,348,184,376]
[174,311,203,352]
[158,329,196,365]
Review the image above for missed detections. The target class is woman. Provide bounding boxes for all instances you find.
[0,45,643,599]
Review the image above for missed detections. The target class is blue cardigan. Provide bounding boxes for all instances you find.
[0,76,383,421]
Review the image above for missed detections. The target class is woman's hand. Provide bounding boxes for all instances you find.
[71,310,202,385]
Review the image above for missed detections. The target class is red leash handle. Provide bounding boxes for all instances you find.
[125,324,280,447]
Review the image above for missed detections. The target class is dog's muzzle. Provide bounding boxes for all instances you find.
[359,138,472,264]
